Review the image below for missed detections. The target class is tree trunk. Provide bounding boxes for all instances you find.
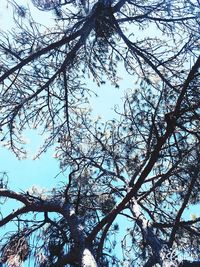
[81,248,98,267]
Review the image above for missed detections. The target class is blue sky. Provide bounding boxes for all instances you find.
[0,2,199,265]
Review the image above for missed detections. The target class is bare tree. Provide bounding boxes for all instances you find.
[0,0,199,266]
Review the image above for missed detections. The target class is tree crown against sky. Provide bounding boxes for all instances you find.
[0,0,200,266]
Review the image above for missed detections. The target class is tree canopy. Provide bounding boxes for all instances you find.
[0,0,199,266]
